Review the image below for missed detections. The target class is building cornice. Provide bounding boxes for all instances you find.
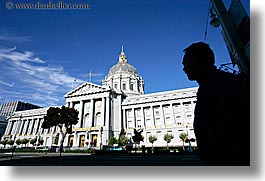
[122,87,198,106]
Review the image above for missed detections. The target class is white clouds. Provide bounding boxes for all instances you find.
[0,29,31,43]
[0,47,45,63]
[0,46,85,107]
[0,80,14,87]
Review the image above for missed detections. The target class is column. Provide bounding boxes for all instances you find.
[8,121,14,135]
[78,100,84,128]
[69,102,74,108]
[150,106,155,128]
[74,132,79,147]
[24,120,30,135]
[181,102,187,126]
[127,77,130,92]
[15,120,22,135]
[170,103,176,126]
[29,119,35,135]
[160,105,166,127]
[101,97,105,127]
[18,120,25,135]
[34,119,40,135]
[31,119,36,135]
[105,96,110,128]
[104,96,110,145]
[89,99,94,127]
[4,121,12,135]
[11,121,17,135]
[132,108,136,128]
[122,108,126,129]
[39,118,44,135]
[141,107,145,128]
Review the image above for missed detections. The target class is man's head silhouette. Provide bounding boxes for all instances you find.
[182,42,215,83]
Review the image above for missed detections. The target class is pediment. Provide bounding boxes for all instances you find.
[64,82,109,98]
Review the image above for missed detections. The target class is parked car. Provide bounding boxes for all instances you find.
[107,146,124,151]
[35,146,49,151]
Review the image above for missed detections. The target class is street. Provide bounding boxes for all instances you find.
[0,152,204,166]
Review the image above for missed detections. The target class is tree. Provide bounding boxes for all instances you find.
[53,133,59,145]
[118,128,129,146]
[22,138,29,147]
[109,136,118,145]
[179,132,188,150]
[132,128,144,151]
[7,140,14,146]
[132,128,144,144]
[0,139,8,148]
[42,106,78,157]
[148,135,157,153]
[15,139,22,147]
[30,138,37,146]
[164,133,174,150]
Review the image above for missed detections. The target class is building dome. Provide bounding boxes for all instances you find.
[108,62,138,75]
[103,46,144,96]
[107,46,138,76]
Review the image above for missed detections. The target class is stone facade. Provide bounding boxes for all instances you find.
[1,48,197,149]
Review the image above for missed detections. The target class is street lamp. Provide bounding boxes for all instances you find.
[209,7,220,28]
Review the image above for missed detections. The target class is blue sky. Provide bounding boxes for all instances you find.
[0,0,250,107]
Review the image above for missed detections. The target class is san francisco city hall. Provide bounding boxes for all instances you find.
[2,48,198,149]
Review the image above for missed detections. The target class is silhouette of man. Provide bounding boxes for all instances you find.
[182,42,250,166]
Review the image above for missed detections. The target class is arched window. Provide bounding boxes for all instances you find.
[84,113,89,128]
[95,112,101,126]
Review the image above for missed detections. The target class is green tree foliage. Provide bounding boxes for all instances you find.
[109,136,118,145]
[179,132,188,150]
[42,106,78,156]
[30,138,37,145]
[7,140,14,145]
[0,139,8,148]
[15,139,22,146]
[164,133,174,149]
[53,133,59,145]
[22,138,29,146]
[148,135,157,153]
[118,128,129,146]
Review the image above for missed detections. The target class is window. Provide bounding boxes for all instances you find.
[94,112,101,126]
[130,83,134,90]
[145,118,151,128]
[137,120,141,128]
[127,110,132,118]
[114,84,118,89]
[144,108,151,116]
[175,115,182,119]
[155,117,161,127]
[136,109,141,117]
[128,120,133,128]
[123,83,126,90]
